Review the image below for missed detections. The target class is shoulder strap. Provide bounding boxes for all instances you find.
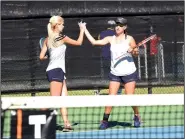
[54,34,66,42]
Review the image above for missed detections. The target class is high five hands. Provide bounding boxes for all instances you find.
[78,21,86,30]
[78,21,139,57]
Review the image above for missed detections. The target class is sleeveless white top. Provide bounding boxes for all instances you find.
[110,35,136,76]
[46,44,66,73]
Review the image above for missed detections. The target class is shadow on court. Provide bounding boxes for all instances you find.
[108,121,132,128]
[56,121,132,131]
[56,123,78,131]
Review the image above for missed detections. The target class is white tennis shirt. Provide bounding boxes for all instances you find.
[110,35,136,76]
[46,44,66,73]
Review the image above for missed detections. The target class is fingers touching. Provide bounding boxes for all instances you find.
[78,21,87,30]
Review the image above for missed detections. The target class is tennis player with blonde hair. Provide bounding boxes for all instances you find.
[40,15,86,132]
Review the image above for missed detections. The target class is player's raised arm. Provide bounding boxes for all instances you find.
[63,22,85,46]
[84,27,111,46]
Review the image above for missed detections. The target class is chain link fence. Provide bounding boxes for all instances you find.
[1,1,184,96]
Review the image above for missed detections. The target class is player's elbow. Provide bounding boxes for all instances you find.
[91,42,95,46]
[78,42,82,46]
[39,57,44,61]
[132,48,139,57]
[39,55,45,60]
[132,52,139,57]
[75,41,82,46]
[91,41,97,46]
[132,54,139,57]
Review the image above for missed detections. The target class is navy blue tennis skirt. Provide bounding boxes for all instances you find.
[46,68,65,82]
[109,71,138,84]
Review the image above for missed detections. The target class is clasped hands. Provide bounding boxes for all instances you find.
[78,21,87,30]
[78,21,139,56]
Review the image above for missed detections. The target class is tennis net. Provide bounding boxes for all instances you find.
[1,94,184,139]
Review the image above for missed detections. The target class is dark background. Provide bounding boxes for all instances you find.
[1,1,184,93]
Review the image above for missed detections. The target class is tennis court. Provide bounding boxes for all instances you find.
[1,1,184,139]
[56,105,184,138]
[2,93,184,139]
[57,126,184,138]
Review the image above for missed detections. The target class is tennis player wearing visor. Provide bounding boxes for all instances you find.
[83,17,141,129]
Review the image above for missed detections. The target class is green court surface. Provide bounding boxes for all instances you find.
[57,105,184,132]
[2,105,184,138]
[2,86,184,138]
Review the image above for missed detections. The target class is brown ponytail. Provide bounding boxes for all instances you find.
[124,30,127,40]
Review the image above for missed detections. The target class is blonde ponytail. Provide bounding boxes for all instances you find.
[47,15,64,48]
[47,22,53,37]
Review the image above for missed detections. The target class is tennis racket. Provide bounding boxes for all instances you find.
[39,37,46,49]
[115,34,157,60]
[39,37,49,57]
[137,34,157,47]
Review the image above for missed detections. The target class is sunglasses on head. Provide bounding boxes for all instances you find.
[115,23,125,27]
